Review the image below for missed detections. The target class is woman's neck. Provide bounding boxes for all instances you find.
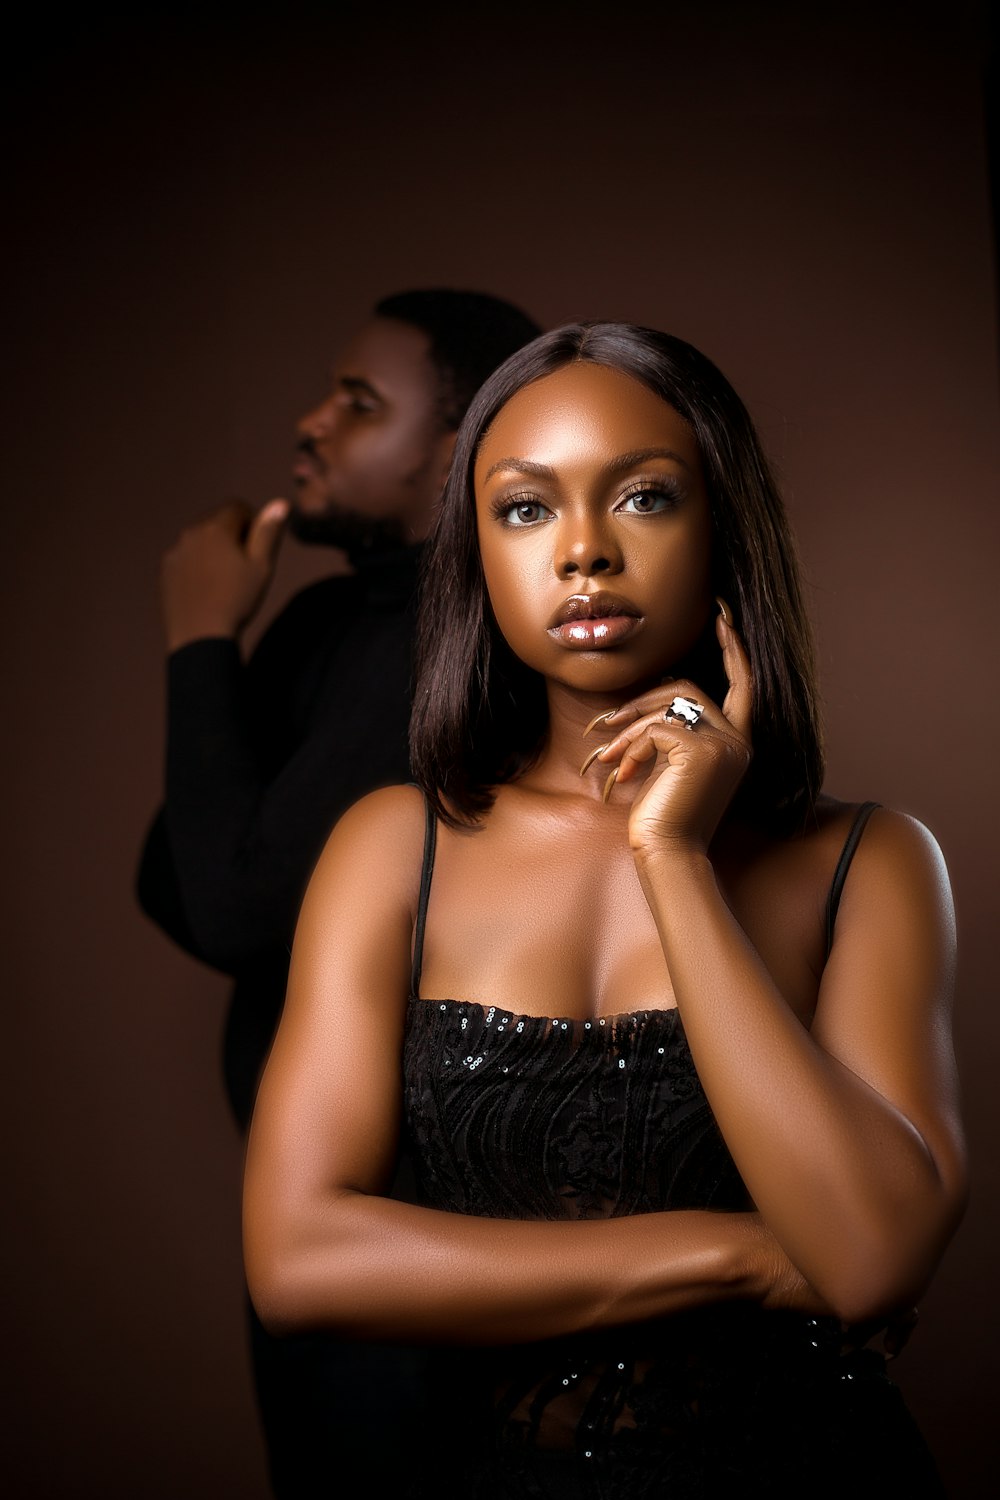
[527,681,646,801]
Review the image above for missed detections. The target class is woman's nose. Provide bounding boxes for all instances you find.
[555,518,622,579]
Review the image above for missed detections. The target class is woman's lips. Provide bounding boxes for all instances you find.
[549,615,642,648]
[547,592,642,649]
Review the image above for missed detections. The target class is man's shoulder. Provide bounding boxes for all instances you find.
[251,572,360,656]
[273,571,361,624]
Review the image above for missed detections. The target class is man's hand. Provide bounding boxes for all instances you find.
[161,499,289,652]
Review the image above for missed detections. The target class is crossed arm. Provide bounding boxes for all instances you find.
[633,808,966,1325]
[594,614,967,1325]
[242,785,966,1346]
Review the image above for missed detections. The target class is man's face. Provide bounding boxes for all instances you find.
[290,317,453,550]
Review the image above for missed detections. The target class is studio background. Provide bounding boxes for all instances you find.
[4,3,997,1495]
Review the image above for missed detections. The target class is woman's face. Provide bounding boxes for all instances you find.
[474,362,713,697]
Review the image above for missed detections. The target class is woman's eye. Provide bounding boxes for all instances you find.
[503,500,551,526]
[617,488,678,515]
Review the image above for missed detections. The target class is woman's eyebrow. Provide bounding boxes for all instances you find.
[482,447,692,483]
[609,447,692,474]
[482,457,557,482]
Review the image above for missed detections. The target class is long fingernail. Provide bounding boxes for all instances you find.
[601,767,619,804]
[716,595,733,625]
[579,743,609,776]
[583,708,618,737]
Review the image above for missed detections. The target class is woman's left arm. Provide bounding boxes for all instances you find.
[641,812,965,1325]
[597,618,968,1326]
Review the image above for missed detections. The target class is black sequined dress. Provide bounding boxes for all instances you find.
[402,803,944,1497]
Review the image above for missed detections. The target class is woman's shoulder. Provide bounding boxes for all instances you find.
[305,784,429,912]
[723,794,950,924]
[810,794,946,867]
[335,782,427,839]
[804,795,952,925]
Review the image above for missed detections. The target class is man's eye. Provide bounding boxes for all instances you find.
[336,392,379,415]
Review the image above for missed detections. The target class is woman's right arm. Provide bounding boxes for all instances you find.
[242,786,820,1346]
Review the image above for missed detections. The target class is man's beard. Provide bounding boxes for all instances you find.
[287,500,408,555]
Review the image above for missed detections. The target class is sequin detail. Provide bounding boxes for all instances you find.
[402,998,940,1497]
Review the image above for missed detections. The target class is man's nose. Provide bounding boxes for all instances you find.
[296,395,335,441]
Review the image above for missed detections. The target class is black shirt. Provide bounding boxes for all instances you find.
[136,543,422,1129]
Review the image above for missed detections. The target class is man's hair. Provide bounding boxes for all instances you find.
[373,289,543,429]
[409,321,824,833]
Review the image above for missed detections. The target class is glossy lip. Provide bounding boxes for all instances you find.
[547,592,643,650]
[547,591,640,628]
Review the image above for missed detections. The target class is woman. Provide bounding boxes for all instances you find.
[243,324,967,1496]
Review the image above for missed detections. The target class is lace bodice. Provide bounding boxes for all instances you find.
[403,998,750,1222]
[399,801,941,1496]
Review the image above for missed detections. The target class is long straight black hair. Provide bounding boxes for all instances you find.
[410,323,824,832]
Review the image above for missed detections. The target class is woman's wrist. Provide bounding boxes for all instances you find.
[644,1212,776,1315]
[632,841,717,907]
[719,1212,774,1302]
[629,824,710,857]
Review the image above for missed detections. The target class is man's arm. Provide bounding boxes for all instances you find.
[136,632,280,971]
[136,499,298,971]
[136,809,202,958]
[136,568,415,974]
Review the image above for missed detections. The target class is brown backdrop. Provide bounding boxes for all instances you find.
[4,3,998,1494]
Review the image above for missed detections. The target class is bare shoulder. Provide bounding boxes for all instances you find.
[828,799,953,910]
[800,795,949,886]
[303,783,428,920]
[815,796,956,982]
[327,782,427,848]
[720,798,955,997]
[859,804,948,868]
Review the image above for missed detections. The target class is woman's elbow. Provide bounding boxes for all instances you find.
[243,1184,325,1336]
[246,1273,300,1338]
[243,1230,337,1338]
[819,1186,968,1327]
[243,1190,370,1338]
[243,1223,306,1335]
[820,1267,918,1330]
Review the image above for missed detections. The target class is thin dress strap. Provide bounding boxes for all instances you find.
[410,792,437,997]
[824,801,881,957]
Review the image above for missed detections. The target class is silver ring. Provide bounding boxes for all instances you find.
[664,695,704,730]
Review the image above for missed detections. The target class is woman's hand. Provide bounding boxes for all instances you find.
[749,1217,921,1356]
[582,603,753,859]
[844,1305,920,1361]
[732,1212,832,1317]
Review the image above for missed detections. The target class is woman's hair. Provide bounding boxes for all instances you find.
[410,322,824,832]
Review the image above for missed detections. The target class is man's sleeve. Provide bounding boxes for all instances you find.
[135,807,203,957]
[136,578,411,976]
[135,635,276,972]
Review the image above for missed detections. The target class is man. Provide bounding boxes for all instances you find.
[136,289,542,1494]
